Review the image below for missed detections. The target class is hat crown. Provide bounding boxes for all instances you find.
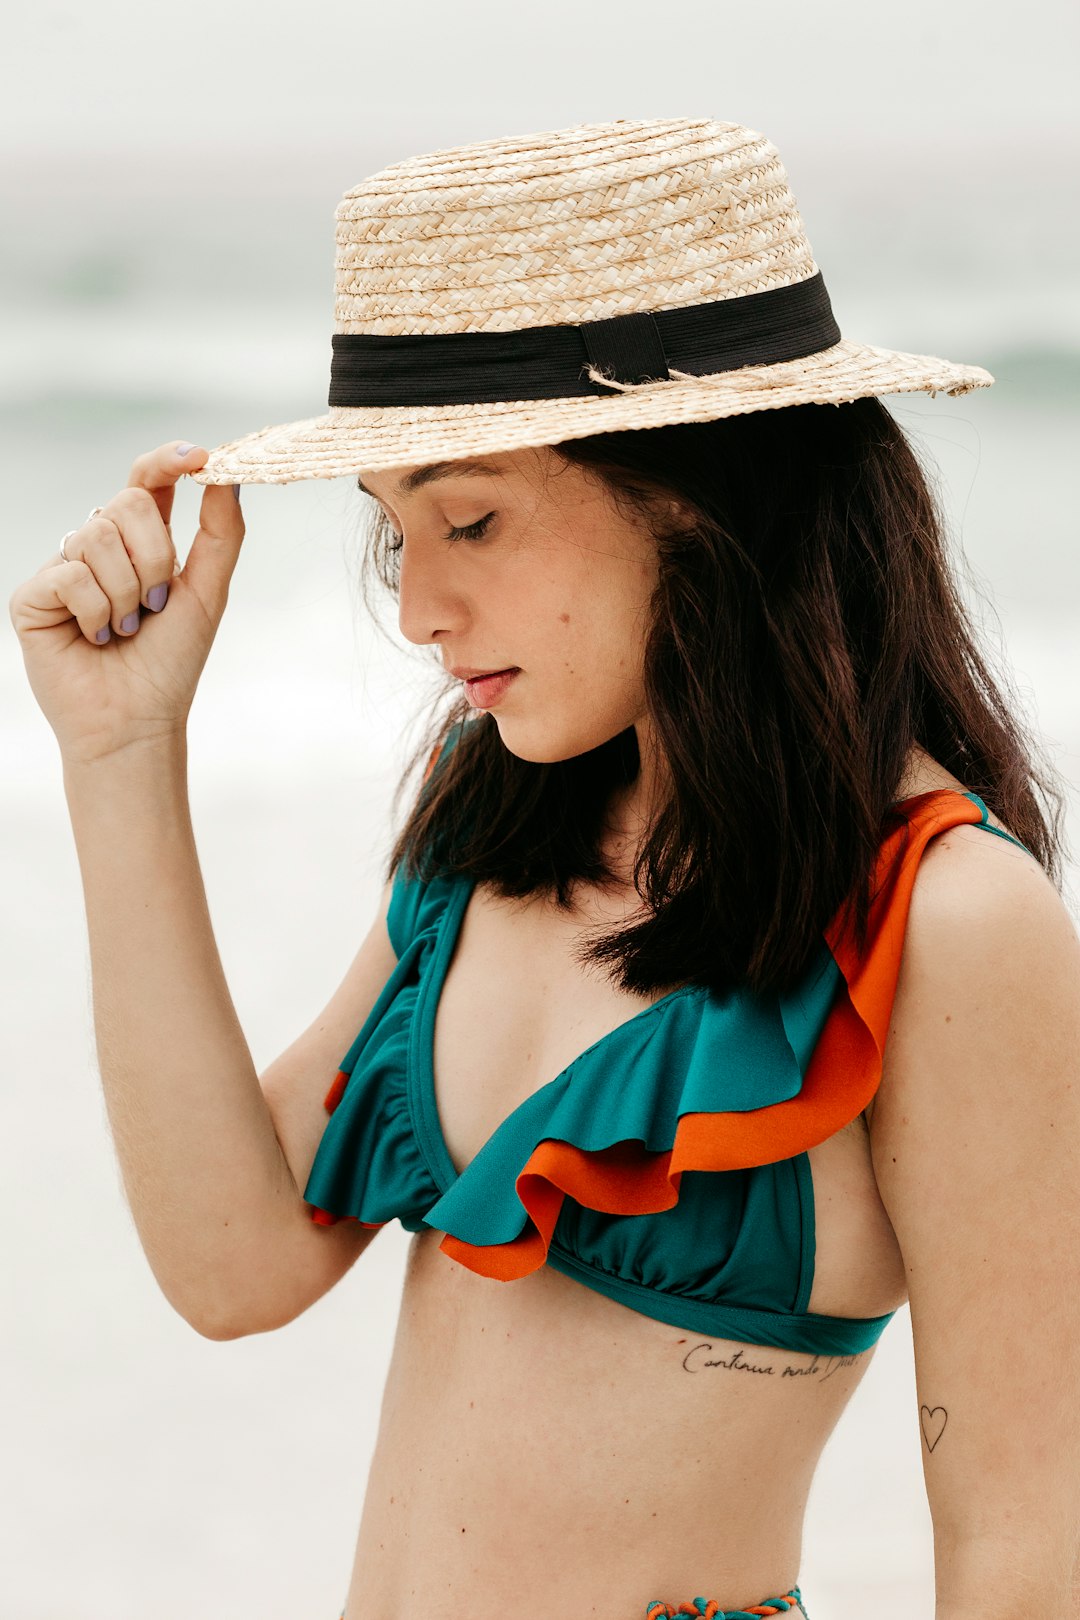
[332,117,819,336]
[195,115,993,486]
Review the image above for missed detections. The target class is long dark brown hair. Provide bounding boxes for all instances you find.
[350,397,1070,999]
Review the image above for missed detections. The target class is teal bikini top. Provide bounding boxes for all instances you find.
[304,770,1032,1358]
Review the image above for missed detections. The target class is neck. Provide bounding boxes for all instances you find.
[597,721,667,886]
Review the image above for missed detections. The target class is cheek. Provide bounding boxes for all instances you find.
[529,605,646,703]
[489,565,651,757]
[501,525,654,677]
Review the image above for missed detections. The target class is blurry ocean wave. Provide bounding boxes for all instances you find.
[2,297,1078,418]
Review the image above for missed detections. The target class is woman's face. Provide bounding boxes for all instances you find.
[356,445,668,768]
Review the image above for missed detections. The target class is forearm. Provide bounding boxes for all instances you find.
[62,735,298,1336]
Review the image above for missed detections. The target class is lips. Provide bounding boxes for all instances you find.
[450,665,517,680]
[462,668,520,709]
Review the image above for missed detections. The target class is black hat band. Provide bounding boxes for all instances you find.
[328,270,841,408]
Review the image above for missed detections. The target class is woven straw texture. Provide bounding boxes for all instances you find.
[192,117,993,486]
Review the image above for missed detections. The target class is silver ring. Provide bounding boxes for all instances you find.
[59,505,106,562]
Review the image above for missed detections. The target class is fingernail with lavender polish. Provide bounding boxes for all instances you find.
[148,583,169,612]
[176,442,194,457]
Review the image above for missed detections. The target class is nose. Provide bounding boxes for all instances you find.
[395,543,467,649]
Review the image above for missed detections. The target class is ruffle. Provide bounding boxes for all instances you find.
[302,733,462,1230]
[429,789,985,1280]
[305,788,985,1293]
[302,921,445,1232]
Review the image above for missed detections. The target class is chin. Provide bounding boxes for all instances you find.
[491,713,629,765]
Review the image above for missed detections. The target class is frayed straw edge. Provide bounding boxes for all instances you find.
[584,363,985,401]
[584,363,702,393]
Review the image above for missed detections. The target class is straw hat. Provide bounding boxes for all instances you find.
[191,117,993,488]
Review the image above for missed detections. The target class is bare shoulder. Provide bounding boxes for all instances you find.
[861,805,1080,1571]
[865,812,1080,1140]
[909,798,1059,919]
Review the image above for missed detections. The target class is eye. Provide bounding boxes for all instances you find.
[446,512,495,544]
[384,512,495,554]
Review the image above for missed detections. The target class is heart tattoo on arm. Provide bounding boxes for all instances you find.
[920,1404,948,1452]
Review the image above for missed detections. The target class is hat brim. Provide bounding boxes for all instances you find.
[191,339,993,486]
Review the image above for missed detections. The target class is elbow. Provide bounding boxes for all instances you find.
[191,1312,256,1342]
[156,1215,359,1340]
[170,1294,253,1340]
[185,1300,298,1341]
[169,1286,297,1343]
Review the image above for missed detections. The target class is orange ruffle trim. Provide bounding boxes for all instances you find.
[310,789,982,1271]
[441,790,981,1279]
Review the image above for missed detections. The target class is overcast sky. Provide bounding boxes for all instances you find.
[7,0,1077,191]
[4,0,1076,412]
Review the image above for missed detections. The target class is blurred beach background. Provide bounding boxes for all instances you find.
[2,2,1078,1616]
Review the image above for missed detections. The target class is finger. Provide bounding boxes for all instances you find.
[31,543,181,582]
[179,480,245,609]
[126,440,209,533]
[12,558,114,647]
[80,487,177,633]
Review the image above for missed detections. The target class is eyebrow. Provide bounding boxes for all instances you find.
[355,459,505,499]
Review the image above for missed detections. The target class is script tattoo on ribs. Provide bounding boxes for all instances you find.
[679,1341,864,1382]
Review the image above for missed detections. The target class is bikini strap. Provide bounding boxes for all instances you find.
[961,792,1035,857]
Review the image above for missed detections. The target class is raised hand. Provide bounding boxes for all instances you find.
[9,440,245,765]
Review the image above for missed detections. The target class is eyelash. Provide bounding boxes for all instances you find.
[385,512,495,553]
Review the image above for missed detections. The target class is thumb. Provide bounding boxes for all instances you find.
[181,481,246,609]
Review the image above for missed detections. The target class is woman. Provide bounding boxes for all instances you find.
[11,119,1080,1619]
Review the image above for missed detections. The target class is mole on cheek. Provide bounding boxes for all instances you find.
[558,612,570,624]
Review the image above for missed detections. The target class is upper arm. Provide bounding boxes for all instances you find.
[868,828,1080,1588]
[254,875,399,1321]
